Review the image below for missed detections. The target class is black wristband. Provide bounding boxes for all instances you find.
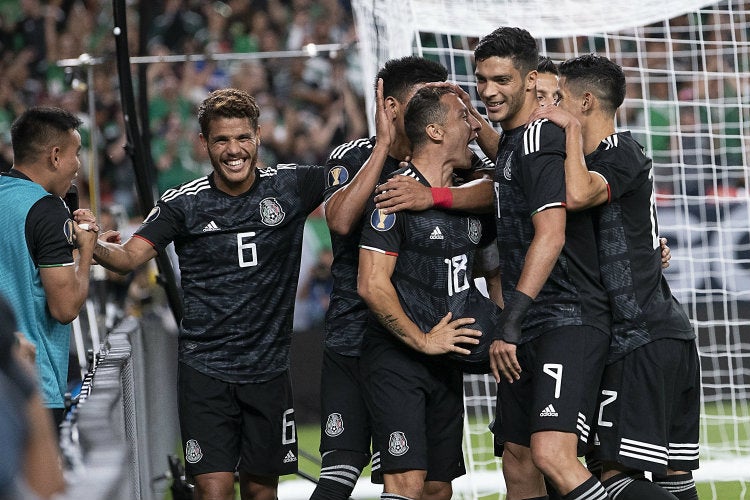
[495,289,533,344]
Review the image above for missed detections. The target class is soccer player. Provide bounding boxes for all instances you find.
[536,56,560,107]
[88,88,326,500]
[469,27,613,500]
[311,56,494,500]
[530,53,700,500]
[0,107,98,426]
[358,85,500,500]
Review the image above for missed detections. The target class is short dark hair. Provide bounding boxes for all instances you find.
[558,54,626,113]
[404,86,454,150]
[474,26,538,77]
[198,88,260,136]
[376,56,448,103]
[537,55,558,75]
[10,107,82,165]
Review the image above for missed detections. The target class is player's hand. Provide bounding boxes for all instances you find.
[422,312,481,355]
[99,230,122,244]
[374,175,433,213]
[660,237,671,269]
[489,339,521,383]
[374,78,396,148]
[527,104,579,130]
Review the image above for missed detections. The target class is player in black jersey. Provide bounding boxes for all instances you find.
[312,57,496,500]
[460,27,613,500]
[88,88,326,500]
[530,54,700,500]
[358,85,501,500]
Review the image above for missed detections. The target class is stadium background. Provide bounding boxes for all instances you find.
[1,0,748,498]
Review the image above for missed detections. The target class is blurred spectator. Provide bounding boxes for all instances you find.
[295,247,334,331]
[0,294,66,500]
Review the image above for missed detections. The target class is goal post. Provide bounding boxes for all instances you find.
[352,1,750,497]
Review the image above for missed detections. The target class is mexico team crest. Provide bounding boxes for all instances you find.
[185,439,203,464]
[467,218,481,244]
[388,431,409,456]
[370,208,396,231]
[327,166,349,187]
[324,412,345,437]
[259,197,285,226]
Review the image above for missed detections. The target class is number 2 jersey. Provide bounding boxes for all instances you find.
[586,132,694,363]
[494,121,610,343]
[133,165,325,383]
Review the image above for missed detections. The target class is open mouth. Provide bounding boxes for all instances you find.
[224,158,245,172]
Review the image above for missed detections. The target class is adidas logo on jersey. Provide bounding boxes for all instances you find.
[283,450,297,463]
[539,404,558,417]
[203,221,220,232]
[430,226,444,240]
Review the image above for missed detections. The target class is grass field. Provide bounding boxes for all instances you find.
[165,400,750,499]
[288,398,750,499]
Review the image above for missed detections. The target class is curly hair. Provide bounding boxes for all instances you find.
[198,88,260,136]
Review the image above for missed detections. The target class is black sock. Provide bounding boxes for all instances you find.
[562,475,608,500]
[602,472,677,499]
[309,449,369,500]
[653,472,699,500]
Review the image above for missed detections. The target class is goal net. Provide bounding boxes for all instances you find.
[351,0,750,497]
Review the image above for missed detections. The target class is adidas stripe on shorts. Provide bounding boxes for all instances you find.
[589,338,700,474]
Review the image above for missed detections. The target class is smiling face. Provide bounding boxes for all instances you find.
[475,55,536,130]
[201,116,260,196]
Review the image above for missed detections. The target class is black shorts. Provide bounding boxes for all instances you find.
[361,335,466,483]
[494,325,609,455]
[588,338,700,475]
[178,363,298,477]
[319,347,372,455]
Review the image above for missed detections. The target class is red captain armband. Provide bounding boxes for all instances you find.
[431,187,453,209]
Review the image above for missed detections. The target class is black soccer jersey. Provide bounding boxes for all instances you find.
[359,165,489,344]
[134,165,325,383]
[586,132,694,362]
[323,137,402,356]
[324,138,492,356]
[494,121,610,343]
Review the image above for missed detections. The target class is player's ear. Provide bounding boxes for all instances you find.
[581,91,594,112]
[199,133,208,151]
[525,69,538,92]
[426,123,443,141]
[255,126,261,146]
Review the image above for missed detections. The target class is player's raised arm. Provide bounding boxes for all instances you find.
[93,234,157,275]
[325,78,395,235]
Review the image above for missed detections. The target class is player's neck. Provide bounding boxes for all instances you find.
[410,155,452,188]
[388,134,412,162]
[582,115,617,154]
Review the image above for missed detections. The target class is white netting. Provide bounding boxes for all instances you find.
[352,1,750,498]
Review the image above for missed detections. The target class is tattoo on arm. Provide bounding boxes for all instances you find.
[376,312,407,339]
[94,244,110,258]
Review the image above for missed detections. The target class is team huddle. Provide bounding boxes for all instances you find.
[82,26,699,500]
